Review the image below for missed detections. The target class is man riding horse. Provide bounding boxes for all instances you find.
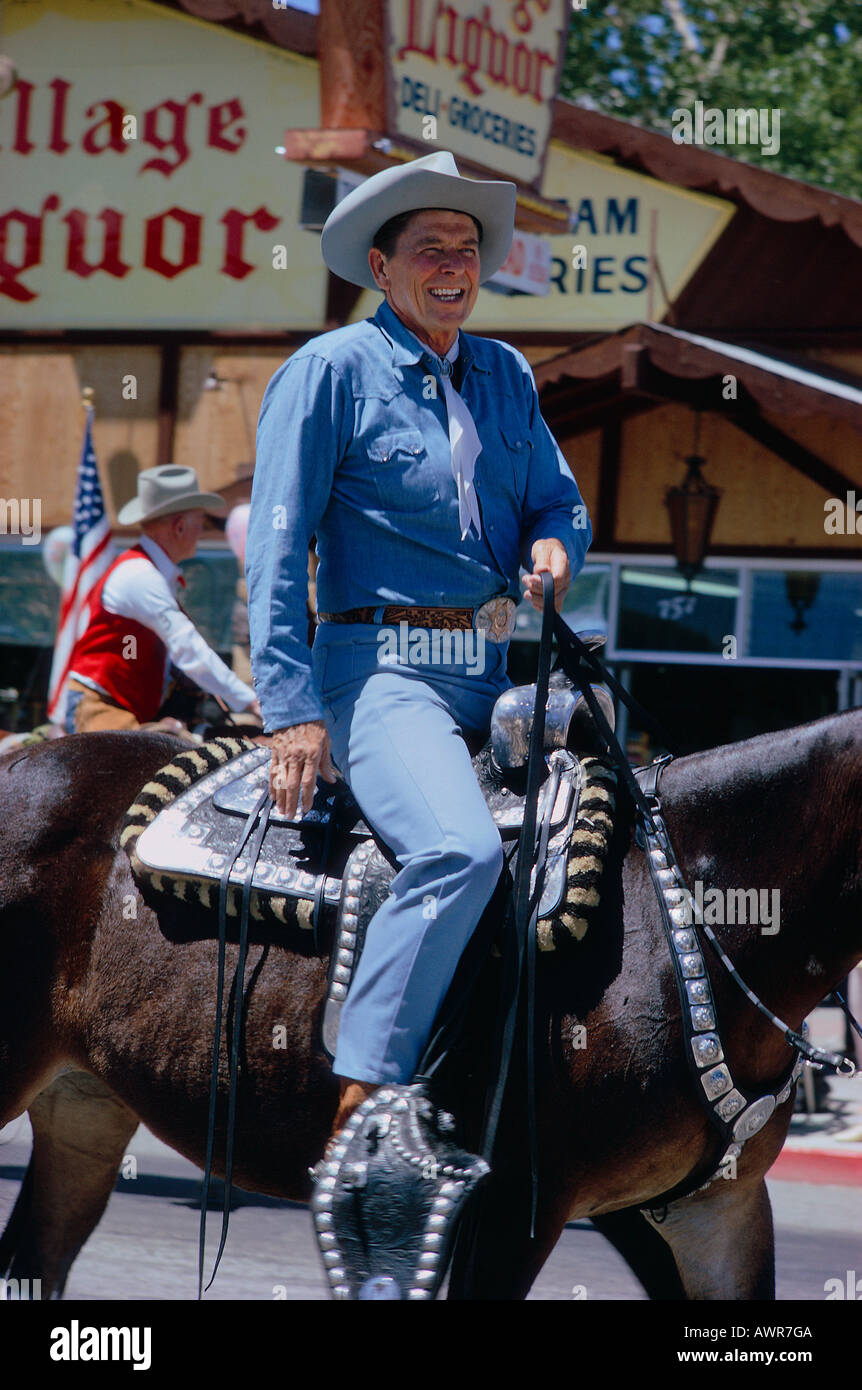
[246,151,592,1161]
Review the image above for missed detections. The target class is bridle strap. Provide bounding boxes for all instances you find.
[640,761,856,1079]
[551,621,662,837]
[198,785,271,1298]
[552,622,859,1072]
[480,571,555,1232]
[835,988,862,1047]
[553,622,677,753]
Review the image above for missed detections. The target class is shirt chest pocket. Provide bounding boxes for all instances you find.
[367,429,440,513]
[498,425,532,504]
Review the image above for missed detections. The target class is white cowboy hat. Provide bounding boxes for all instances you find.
[320,150,516,290]
[118,465,226,526]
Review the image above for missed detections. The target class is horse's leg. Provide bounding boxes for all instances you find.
[446,1174,567,1301]
[451,1204,688,1301]
[0,1160,34,1287]
[642,1176,775,1300]
[2,1072,138,1300]
[590,1208,686,1300]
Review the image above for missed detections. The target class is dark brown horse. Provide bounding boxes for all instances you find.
[1,710,860,1300]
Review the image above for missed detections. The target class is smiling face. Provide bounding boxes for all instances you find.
[368,209,481,358]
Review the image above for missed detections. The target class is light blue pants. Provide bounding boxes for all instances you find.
[312,623,509,1084]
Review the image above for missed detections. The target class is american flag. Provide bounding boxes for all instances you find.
[47,406,114,724]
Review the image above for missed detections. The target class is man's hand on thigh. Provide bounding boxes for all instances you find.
[270,720,337,817]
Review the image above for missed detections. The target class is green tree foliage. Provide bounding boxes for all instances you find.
[560,1,862,197]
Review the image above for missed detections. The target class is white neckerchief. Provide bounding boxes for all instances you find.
[406,328,483,541]
[437,339,483,541]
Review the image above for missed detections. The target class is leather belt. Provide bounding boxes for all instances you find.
[320,605,474,630]
[319,596,518,643]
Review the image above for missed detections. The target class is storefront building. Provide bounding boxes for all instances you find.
[2,0,861,749]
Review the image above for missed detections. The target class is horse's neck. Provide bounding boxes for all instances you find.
[661,710,862,1029]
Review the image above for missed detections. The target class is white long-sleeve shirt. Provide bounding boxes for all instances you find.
[71,534,255,712]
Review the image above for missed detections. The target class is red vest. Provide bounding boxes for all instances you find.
[69,545,170,722]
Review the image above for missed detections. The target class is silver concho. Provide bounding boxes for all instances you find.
[701,1065,732,1100]
[680,952,705,979]
[714,1089,746,1122]
[691,1005,716,1032]
[685,978,711,1005]
[692,1033,723,1067]
[358,1276,402,1300]
[474,596,518,643]
[732,1095,776,1142]
[673,929,697,953]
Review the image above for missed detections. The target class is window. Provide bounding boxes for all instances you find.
[616,567,739,656]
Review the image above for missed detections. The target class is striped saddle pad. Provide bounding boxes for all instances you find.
[121,735,616,954]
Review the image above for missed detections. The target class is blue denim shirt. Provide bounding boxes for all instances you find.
[247,298,592,731]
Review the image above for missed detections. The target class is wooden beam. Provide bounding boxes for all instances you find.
[621,343,647,391]
[541,375,619,414]
[283,129,387,167]
[729,413,860,498]
[549,396,661,439]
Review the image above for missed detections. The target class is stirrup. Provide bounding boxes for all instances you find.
[310,1082,490,1300]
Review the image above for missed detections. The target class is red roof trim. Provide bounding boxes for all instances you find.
[164,0,317,53]
[551,101,862,250]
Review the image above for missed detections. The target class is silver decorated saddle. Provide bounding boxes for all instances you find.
[121,707,616,1054]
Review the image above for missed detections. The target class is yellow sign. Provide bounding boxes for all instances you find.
[2,2,733,334]
[0,0,328,328]
[386,0,570,187]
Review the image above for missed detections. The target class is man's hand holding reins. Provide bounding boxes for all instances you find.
[522,538,571,613]
[270,721,337,818]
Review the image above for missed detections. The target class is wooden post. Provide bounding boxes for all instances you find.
[646,208,658,322]
[156,342,179,466]
[318,0,387,131]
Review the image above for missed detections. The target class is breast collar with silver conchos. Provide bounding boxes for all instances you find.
[633,755,811,1194]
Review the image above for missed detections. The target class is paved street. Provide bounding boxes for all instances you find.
[1,1115,859,1301]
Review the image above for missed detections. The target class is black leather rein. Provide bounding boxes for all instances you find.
[198,785,272,1298]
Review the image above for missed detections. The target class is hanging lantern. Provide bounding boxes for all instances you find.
[784,572,820,633]
[665,453,722,584]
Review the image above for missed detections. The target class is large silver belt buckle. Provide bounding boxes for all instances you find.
[474,596,517,643]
